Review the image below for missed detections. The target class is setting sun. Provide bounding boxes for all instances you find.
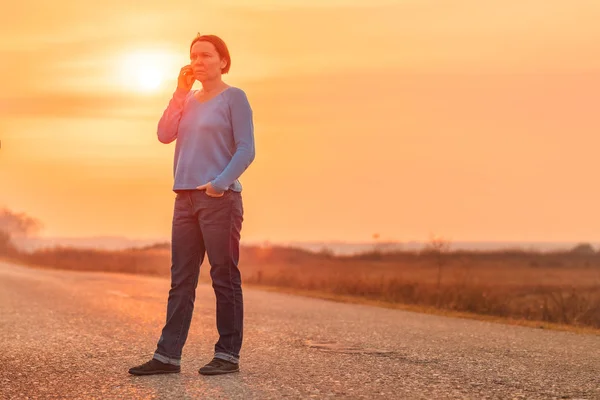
[117,49,179,93]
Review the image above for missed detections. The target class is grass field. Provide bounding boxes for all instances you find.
[3,239,599,331]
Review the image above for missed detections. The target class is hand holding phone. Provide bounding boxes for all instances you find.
[177,65,195,91]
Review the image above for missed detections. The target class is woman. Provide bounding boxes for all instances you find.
[129,34,255,376]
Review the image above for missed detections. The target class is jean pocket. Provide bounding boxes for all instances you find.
[203,189,229,199]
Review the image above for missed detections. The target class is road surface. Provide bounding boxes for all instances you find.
[0,260,598,399]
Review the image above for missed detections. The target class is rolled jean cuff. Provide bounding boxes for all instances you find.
[214,352,239,364]
[153,352,181,366]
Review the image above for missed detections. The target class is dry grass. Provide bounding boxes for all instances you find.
[5,243,600,331]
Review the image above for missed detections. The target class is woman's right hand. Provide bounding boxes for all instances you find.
[177,65,195,91]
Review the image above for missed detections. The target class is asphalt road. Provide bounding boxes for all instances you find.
[0,260,598,399]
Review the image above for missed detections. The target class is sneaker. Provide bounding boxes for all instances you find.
[128,358,181,376]
[198,357,240,375]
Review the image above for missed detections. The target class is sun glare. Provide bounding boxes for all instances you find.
[117,49,179,93]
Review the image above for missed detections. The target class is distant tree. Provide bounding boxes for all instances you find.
[0,208,42,237]
[570,243,596,255]
[318,246,335,258]
[0,208,42,257]
[0,230,18,256]
[424,234,452,308]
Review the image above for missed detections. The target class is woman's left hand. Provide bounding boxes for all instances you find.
[197,182,225,197]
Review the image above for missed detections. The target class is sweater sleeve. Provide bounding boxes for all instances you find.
[157,88,190,144]
[210,89,256,191]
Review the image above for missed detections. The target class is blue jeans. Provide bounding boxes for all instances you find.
[153,189,244,366]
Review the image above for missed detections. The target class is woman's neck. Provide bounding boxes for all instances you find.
[201,79,227,94]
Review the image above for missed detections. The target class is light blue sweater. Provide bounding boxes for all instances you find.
[157,86,255,192]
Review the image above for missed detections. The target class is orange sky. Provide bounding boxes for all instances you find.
[1,1,600,243]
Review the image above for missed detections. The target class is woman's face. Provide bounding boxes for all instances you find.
[190,41,227,81]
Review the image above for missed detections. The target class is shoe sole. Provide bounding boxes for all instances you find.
[129,369,181,376]
[199,368,239,376]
